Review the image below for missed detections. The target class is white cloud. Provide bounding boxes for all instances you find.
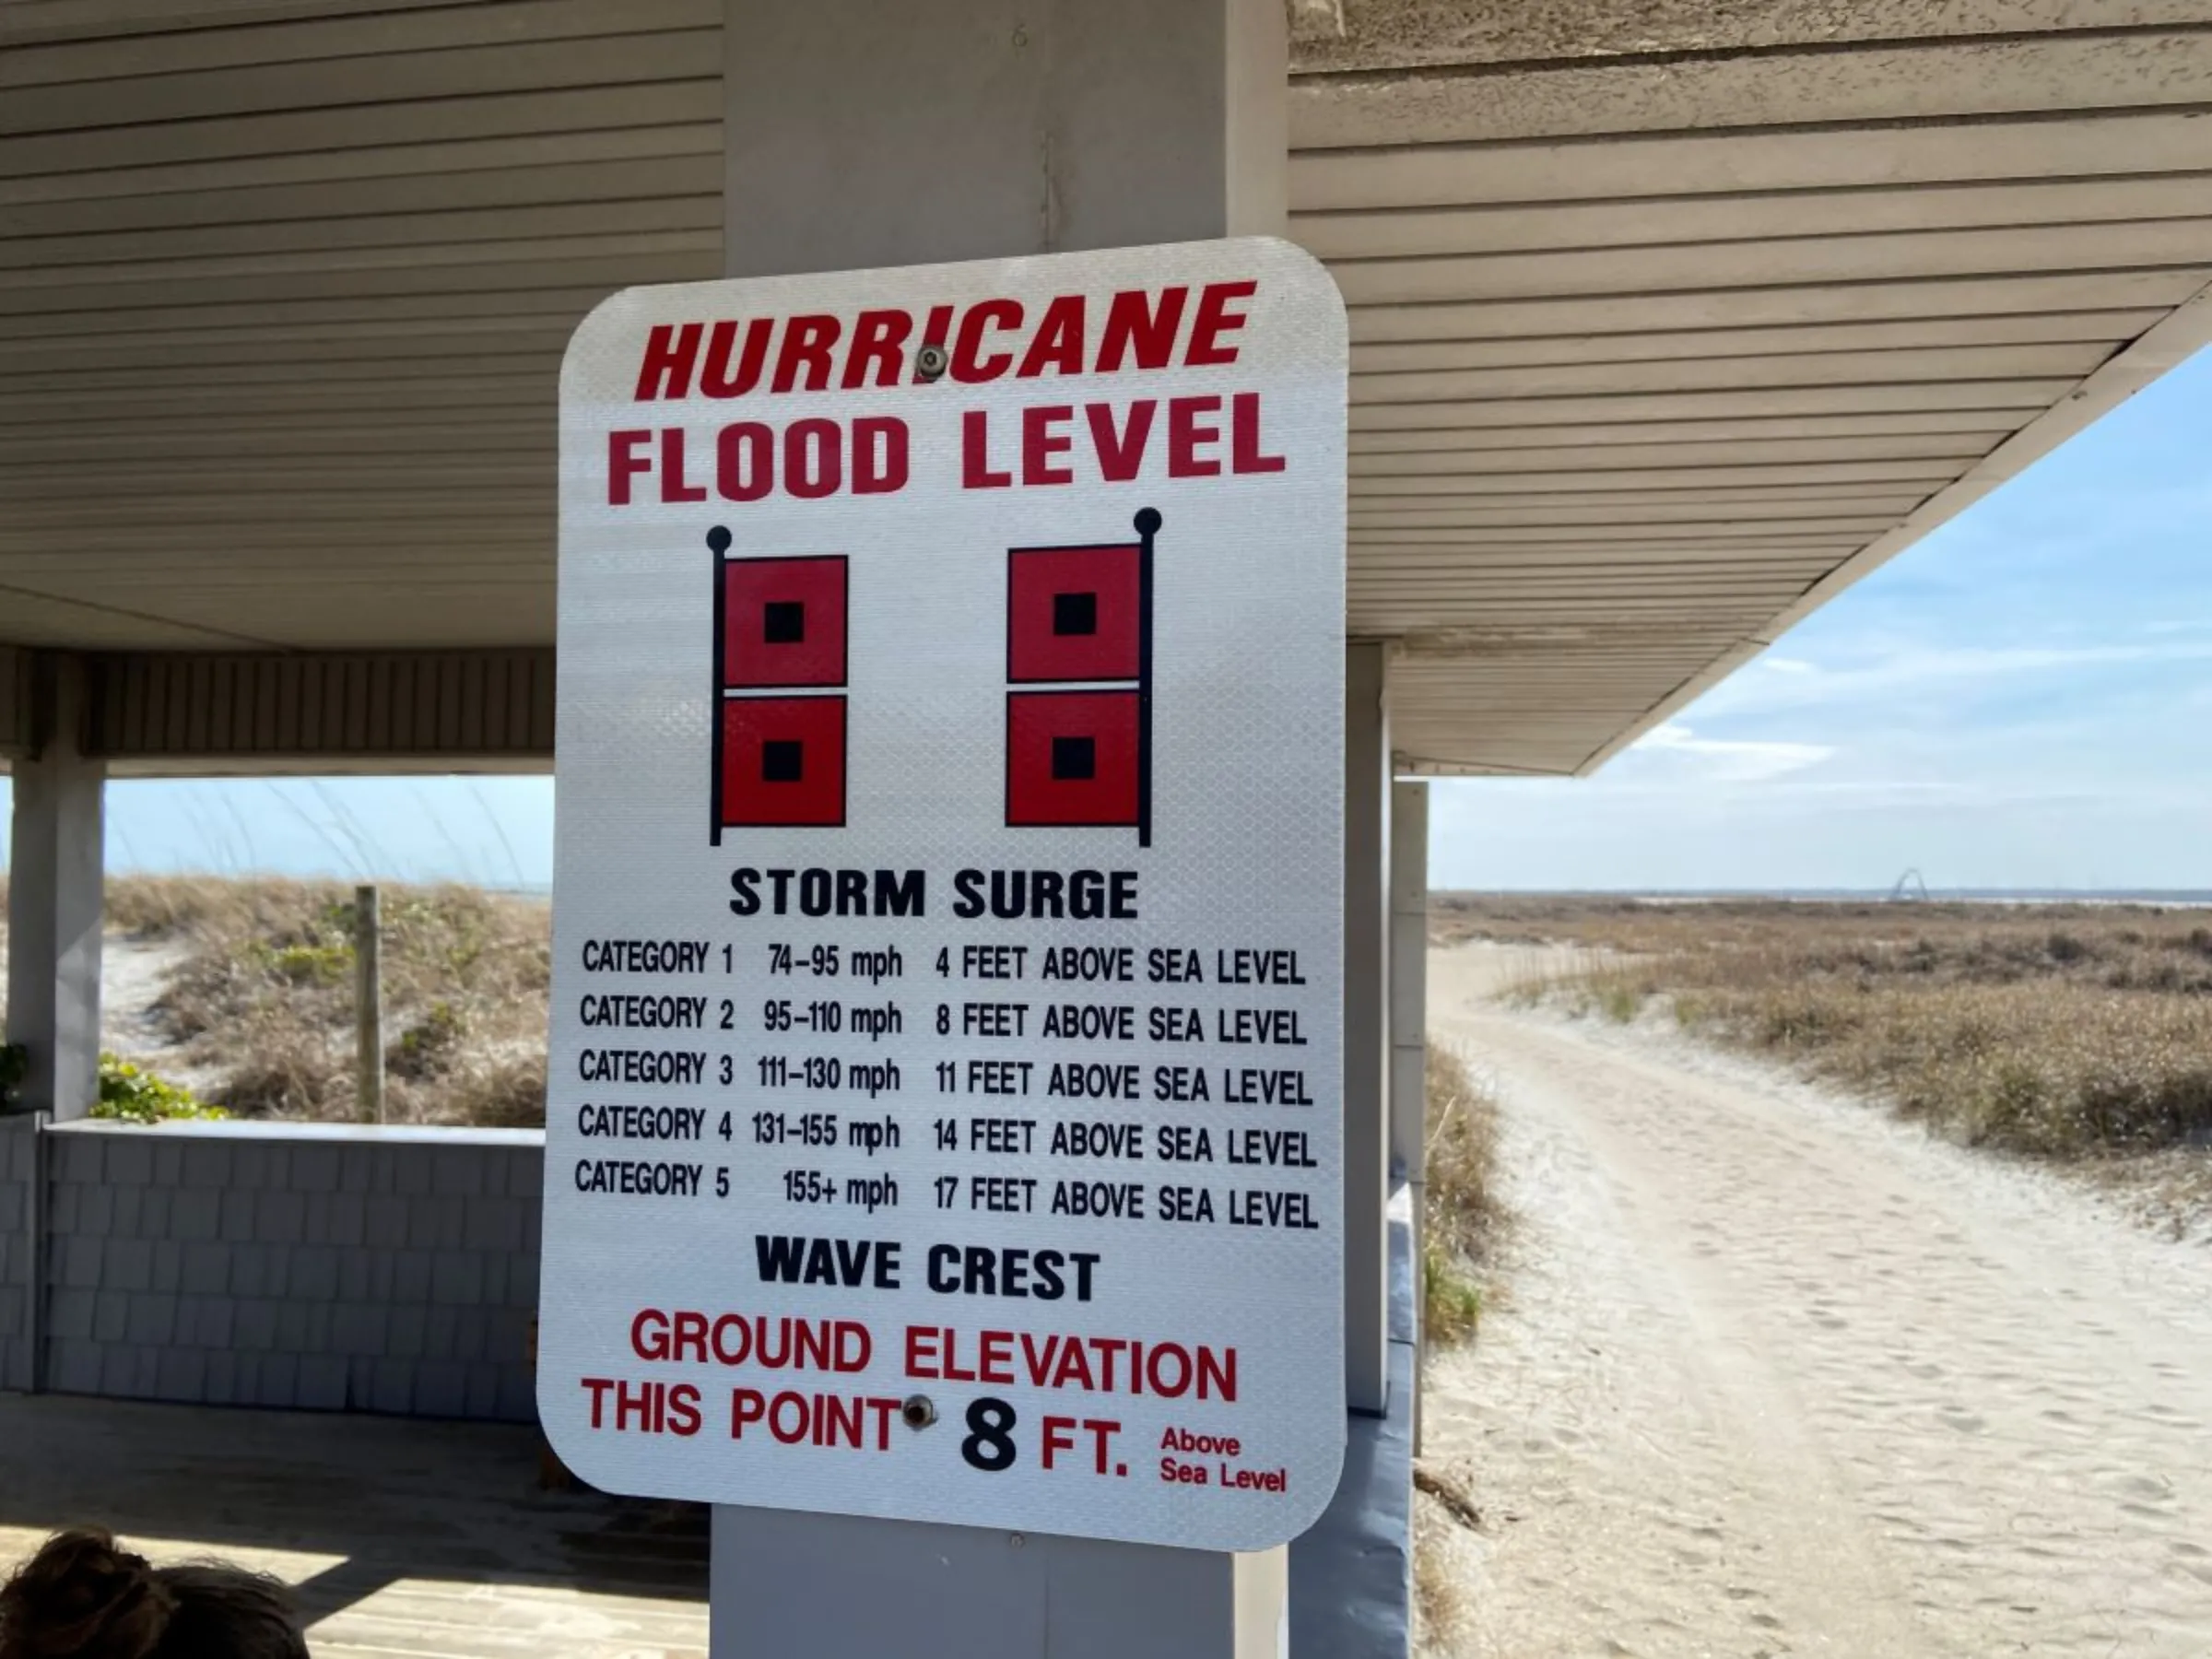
[1627,722,1835,782]
[1702,640,2212,717]
[1423,350,2212,891]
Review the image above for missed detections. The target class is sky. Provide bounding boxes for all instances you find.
[1430,345,2212,893]
[5,348,2208,895]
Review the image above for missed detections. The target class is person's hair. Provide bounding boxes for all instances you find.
[0,1530,307,1659]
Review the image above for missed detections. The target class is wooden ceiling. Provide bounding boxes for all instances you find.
[5,1,2211,774]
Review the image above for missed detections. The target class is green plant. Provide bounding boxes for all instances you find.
[1599,982,1642,1024]
[1423,1245,1483,1345]
[251,938,354,984]
[0,1041,29,1111]
[389,1000,468,1080]
[1423,1045,1505,1350]
[92,1053,228,1124]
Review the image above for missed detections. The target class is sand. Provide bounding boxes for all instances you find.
[101,932,228,1096]
[1421,944,2212,1658]
[0,929,202,1088]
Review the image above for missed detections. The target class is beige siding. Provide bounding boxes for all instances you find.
[6,5,2212,778]
[0,647,31,759]
[0,0,719,672]
[1289,20,2212,773]
[86,649,556,769]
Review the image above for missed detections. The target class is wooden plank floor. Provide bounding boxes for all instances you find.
[0,1394,707,1659]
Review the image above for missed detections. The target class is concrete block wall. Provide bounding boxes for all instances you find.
[15,1121,545,1421]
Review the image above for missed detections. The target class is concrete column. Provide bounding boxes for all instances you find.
[1387,781,1428,1448]
[1342,642,1390,1416]
[712,1513,1286,1659]
[1386,784,1427,1193]
[712,3,1294,1653]
[723,0,1285,275]
[6,653,104,1122]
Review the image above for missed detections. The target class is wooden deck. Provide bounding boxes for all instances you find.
[0,1394,707,1659]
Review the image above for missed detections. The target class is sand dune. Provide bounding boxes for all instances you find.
[1423,944,2212,1658]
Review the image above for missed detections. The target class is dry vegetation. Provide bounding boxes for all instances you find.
[1436,894,2212,1165]
[1422,1042,1504,1346]
[1413,1042,1504,1652]
[3,874,552,1126]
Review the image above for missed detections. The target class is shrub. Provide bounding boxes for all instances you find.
[1423,1253,1483,1347]
[217,1042,341,1119]
[2046,930,2090,964]
[102,875,552,1126]
[1460,895,2212,1160]
[1423,1045,1504,1347]
[1598,982,1641,1024]
[253,939,354,984]
[92,1053,227,1124]
[389,1001,468,1080]
[441,1053,548,1130]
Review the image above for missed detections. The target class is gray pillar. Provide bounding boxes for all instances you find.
[1387,781,1428,1448]
[712,1513,1287,1659]
[712,3,1292,1652]
[1386,784,1427,1193]
[723,0,1285,275]
[1342,643,1390,1417]
[6,653,104,1123]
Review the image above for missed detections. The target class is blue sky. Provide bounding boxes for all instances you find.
[1431,345,2212,892]
[6,349,2208,893]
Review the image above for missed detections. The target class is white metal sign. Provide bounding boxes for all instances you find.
[542,238,1347,1551]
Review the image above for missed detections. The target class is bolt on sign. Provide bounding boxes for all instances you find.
[543,239,1347,1551]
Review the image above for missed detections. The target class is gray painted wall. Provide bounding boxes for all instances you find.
[1,1119,33,1393]
[4,1121,544,1421]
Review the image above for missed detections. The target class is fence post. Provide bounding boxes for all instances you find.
[355,884,383,1124]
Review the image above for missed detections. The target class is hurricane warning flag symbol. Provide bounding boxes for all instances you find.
[1004,509,1159,846]
[710,531,848,837]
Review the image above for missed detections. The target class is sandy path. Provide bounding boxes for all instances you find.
[1424,945,2212,1659]
[102,934,236,1097]
[0,929,206,1089]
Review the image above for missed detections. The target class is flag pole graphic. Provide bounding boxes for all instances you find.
[1135,507,1160,851]
[708,524,732,847]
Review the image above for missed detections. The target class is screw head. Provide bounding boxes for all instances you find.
[915,343,949,382]
[900,1394,937,1430]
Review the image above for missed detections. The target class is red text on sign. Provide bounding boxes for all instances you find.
[1042,1416,1125,1474]
[961,394,1283,488]
[607,418,908,505]
[629,1308,873,1371]
[731,1389,903,1451]
[629,282,1255,400]
[580,1376,703,1436]
[903,1327,1237,1400]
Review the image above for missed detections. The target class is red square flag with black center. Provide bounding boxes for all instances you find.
[1007,545,1140,684]
[723,556,847,689]
[721,696,846,827]
[1006,690,1138,827]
